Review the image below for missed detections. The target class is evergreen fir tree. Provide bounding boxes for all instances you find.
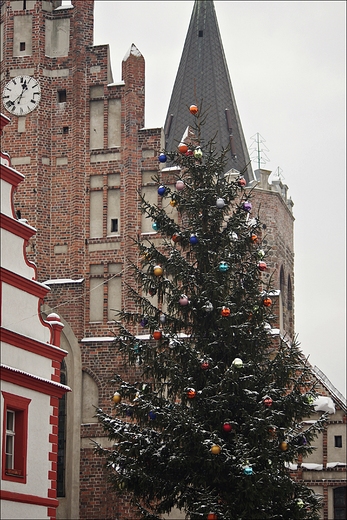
[96,106,326,520]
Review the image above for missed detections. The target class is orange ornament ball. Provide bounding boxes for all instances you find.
[178,143,188,154]
[170,199,178,207]
[280,441,288,451]
[211,444,221,455]
[251,234,258,243]
[112,392,121,404]
[153,330,162,341]
[221,306,231,317]
[207,515,218,520]
[189,104,198,115]
[263,297,272,307]
[187,388,196,399]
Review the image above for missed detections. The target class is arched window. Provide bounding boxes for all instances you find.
[287,275,293,311]
[334,487,347,519]
[57,359,67,497]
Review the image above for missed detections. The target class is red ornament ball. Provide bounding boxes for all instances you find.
[222,422,232,433]
[189,104,199,115]
[207,514,218,520]
[263,396,273,407]
[171,233,181,243]
[153,330,162,341]
[201,360,210,370]
[187,388,196,399]
[251,234,258,243]
[238,177,247,187]
[257,261,267,272]
[263,297,272,307]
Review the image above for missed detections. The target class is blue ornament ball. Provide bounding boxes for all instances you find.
[158,185,166,196]
[152,222,160,231]
[158,153,167,163]
[148,411,157,420]
[218,261,229,272]
[243,465,253,475]
[190,234,199,245]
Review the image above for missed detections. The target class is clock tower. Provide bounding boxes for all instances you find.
[1,0,96,283]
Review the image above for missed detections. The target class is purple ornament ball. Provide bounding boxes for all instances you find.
[242,201,252,213]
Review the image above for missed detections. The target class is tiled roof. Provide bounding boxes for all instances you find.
[164,0,254,183]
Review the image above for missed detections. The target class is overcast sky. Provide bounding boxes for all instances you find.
[93,1,346,396]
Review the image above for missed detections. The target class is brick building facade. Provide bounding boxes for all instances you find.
[1,1,344,519]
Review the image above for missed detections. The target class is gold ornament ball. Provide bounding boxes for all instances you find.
[112,392,121,404]
[153,265,163,276]
[211,444,221,455]
[280,441,288,451]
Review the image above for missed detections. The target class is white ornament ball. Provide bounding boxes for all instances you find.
[216,197,225,209]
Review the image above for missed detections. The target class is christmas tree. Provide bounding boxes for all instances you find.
[96,105,326,520]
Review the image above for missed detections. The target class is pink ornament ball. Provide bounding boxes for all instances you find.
[179,295,189,306]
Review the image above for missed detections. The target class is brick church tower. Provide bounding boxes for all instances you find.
[1,1,295,518]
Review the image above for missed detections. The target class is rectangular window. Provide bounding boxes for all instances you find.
[58,90,67,103]
[5,410,15,469]
[20,42,26,51]
[2,392,31,483]
[335,435,343,448]
[111,219,118,233]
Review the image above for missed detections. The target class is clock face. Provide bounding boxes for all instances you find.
[2,75,41,116]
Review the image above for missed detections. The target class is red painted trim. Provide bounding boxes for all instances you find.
[0,366,70,398]
[0,267,49,299]
[1,392,31,484]
[0,328,67,363]
[0,163,24,188]
[0,211,38,277]
[0,213,35,241]
[0,489,58,508]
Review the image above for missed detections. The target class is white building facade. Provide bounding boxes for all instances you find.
[0,113,70,520]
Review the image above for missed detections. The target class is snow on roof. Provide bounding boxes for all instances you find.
[123,44,142,61]
[44,278,84,285]
[1,364,71,391]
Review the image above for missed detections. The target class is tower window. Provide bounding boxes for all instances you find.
[63,126,69,134]
[20,42,26,51]
[335,435,342,448]
[111,219,119,233]
[58,90,67,103]
[198,30,203,37]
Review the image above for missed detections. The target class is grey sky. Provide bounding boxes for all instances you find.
[93,1,346,395]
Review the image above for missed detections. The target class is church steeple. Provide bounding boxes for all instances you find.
[164,0,254,183]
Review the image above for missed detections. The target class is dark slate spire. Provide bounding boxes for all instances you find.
[164,0,254,183]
